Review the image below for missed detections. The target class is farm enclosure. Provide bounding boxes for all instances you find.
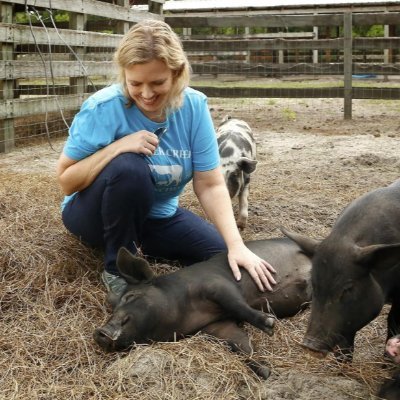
[1,0,400,398]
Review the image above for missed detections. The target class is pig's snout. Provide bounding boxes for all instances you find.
[301,336,329,358]
[93,325,122,351]
[385,335,400,363]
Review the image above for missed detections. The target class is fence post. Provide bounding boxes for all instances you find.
[116,0,130,34]
[149,0,164,15]
[0,1,15,153]
[69,12,88,95]
[313,24,319,64]
[343,12,353,120]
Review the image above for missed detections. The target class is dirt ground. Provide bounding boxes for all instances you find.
[1,96,400,399]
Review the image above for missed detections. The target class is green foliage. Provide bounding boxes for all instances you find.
[54,11,69,22]
[15,12,28,23]
[353,25,384,37]
[15,10,69,24]
[338,24,384,37]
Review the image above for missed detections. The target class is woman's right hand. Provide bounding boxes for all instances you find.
[57,130,159,195]
[116,130,159,156]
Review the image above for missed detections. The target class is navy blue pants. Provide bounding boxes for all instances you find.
[62,153,226,275]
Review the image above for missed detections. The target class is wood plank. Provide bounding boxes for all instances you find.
[1,0,162,22]
[191,86,400,100]
[166,12,400,28]
[190,62,400,75]
[6,86,400,106]
[353,63,400,74]
[192,86,343,98]
[3,59,397,80]
[16,84,105,96]
[0,60,114,80]
[352,87,400,99]
[0,94,89,119]
[354,37,400,50]
[166,14,344,28]
[182,37,400,52]
[191,62,342,75]
[184,32,316,40]
[164,5,400,16]
[5,23,399,52]
[0,23,123,47]
[182,38,343,51]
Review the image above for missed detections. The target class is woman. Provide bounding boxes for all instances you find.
[56,20,276,296]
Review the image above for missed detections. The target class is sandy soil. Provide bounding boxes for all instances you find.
[1,96,400,399]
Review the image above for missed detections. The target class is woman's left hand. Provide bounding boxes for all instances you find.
[227,242,277,292]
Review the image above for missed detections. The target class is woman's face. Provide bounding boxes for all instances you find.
[125,59,173,121]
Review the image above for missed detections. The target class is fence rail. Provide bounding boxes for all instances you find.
[3,0,163,22]
[165,12,400,28]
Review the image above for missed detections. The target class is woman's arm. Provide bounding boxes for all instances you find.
[56,130,159,195]
[193,167,276,291]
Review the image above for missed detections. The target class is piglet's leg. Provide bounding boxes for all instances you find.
[204,282,275,335]
[237,181,250,229]
[202,319,270,379]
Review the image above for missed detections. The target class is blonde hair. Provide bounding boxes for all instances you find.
[114,19,191,113]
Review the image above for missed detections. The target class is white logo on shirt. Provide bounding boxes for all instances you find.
[149,164,183,186]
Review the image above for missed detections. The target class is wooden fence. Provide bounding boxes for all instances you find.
[1,1,400,153]
[167,11,400,119]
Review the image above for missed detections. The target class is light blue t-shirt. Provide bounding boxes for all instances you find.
[62,84,220,218]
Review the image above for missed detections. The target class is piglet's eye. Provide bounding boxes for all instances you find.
[121,293,136,304]
[121,315,130,326]
[340,283,354,300]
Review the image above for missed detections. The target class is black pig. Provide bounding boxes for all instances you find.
[282,179,400,361]
[94,238,311,378]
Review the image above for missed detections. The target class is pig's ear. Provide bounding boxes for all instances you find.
[280,227,321,257]
[355,242,400,271]
[116,247,154,283]
[237,157,258,174]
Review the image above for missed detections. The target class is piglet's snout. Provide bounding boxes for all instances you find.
[93,322,124,351]
[96,325,121,341]
[385,336,400,363]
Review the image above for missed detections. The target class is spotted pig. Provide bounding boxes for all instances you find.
[216,116,257,229]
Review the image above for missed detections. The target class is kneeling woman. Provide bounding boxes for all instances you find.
[56,20,276,295]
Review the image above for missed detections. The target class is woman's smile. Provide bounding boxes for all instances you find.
[125,59,173,120]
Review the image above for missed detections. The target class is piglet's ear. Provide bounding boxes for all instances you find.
[237,157,258,174]
[280,227,321,257]
[116,247,154,284]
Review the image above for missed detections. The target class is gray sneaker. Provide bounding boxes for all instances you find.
[101,271,128,296]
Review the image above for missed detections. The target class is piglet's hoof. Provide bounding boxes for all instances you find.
[255,313,275,336]
[247,360,271,380]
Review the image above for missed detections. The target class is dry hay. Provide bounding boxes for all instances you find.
[0,160,393,400]
[1,97,400,399]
